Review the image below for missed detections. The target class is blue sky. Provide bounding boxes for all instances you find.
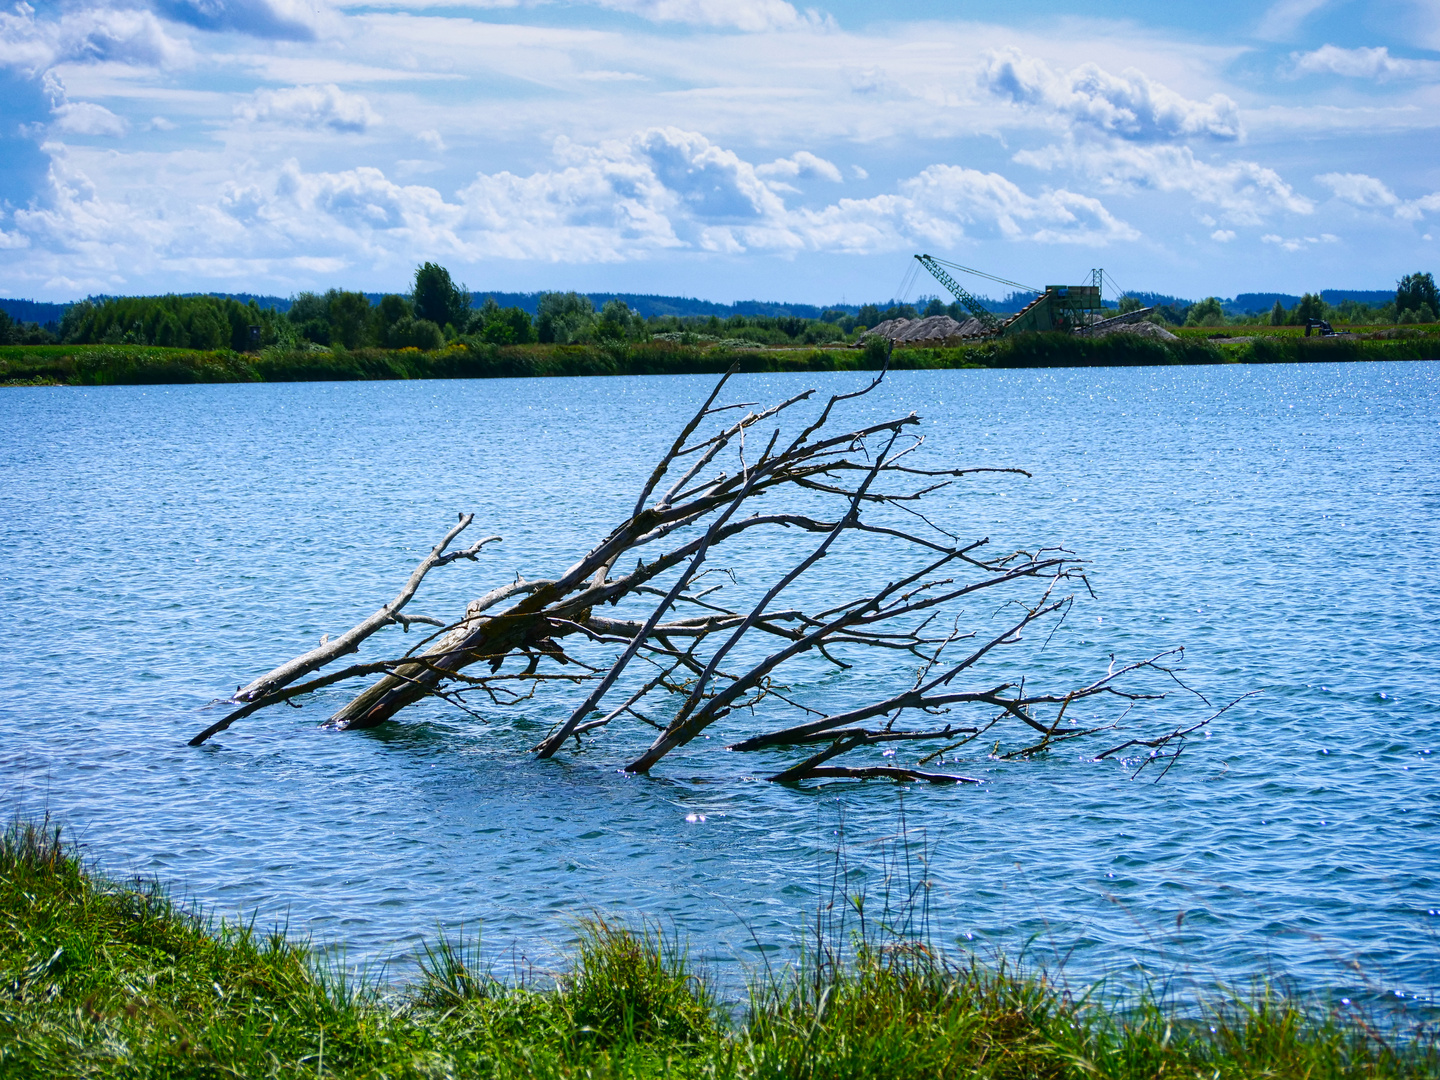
[1,0,1437,303]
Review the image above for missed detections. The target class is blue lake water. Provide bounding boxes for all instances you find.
[2,363,1437,1012]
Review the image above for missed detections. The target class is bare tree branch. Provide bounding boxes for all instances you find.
[192,367,1228,785]
[229,514,499,706]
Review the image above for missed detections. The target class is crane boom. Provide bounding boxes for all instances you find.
[914,254,1001,333]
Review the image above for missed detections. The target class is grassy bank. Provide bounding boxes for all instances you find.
[896,326,1440,370]
[0,342,869,387]
[4,329,1438,387]
[2,820,1434,1079]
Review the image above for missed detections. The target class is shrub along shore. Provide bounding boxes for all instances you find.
[2,819,1435,1079]
[2,327,1438,387]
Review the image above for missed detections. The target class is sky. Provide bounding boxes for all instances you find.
[1,0,1437,304]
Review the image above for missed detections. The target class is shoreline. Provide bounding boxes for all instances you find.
[4,818,1436,1078]
[3,330,1438,387]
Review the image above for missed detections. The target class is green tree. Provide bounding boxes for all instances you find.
[187,305,227,350]
[467,296,535,344]
[775,315,806,339]
[0,309,57,344]
[803,321,844,345]
[1269,300,1286,326]
[288,292,331,345]
[1117,295,1145,315]
[595,299,640,343]
[536,292,595,344]
[1396,272,1438,319]
[59,300,94,343]
[1333,299,1379,324]
[327,290,372,349]
[388,315,444,350]
[1290,293,1326,325]
[1184,296,1226,327]
[413,262,469,332]
[921,296,947,317]
[56,294,280,349]
[154,311,185,347]
[371,294,412,345]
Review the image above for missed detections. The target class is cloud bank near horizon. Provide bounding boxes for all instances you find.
[0,0,1436,301]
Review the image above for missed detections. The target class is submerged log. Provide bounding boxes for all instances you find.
[193,364,1222,782]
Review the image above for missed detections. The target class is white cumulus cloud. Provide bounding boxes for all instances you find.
[588,0,824,32]
[1017,141,1313,225]
[1317,172,1440,221]
[1261,232,1337,252]
[0,3,190,74]
[236,84,380,132]
[1316,172,1400,208]
[43,71,128,137]
[52,99,129,136]
[888,164,1138,246]
[12,143,172,267]
[1404,194,1440,222]
[1,126,1139,290]
[1291,45,1440,80]
[978,47,1242,141]
[756,151,844,184]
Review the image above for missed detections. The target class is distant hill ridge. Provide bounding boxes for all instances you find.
[0,298,68,326]
[1227,290,1394,315]
[0,286,1404,327]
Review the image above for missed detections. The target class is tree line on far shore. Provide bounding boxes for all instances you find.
[1137,272,1438,330]
[6,265,1437,353]
[34,264,875,352]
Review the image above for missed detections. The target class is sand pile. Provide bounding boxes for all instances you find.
[1085,320,1179,342]
[861,315,988,344]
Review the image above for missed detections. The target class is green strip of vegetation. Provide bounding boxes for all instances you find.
[0,341,874,386]
[896,328,1440,370]
[4,263,1438,386]
[4,330,1436,387]
[3,819,1434,1078]
[8,265,1438,356]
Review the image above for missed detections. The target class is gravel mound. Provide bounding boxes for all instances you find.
[862,315,988,344]
[1086,320,1179,342]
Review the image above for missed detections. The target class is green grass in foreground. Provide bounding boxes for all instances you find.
[2,818,1435,1078]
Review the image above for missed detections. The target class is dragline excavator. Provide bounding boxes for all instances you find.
[913,254,1105,337]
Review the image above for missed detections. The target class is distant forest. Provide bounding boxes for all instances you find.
[0,286,1413,331]
[1,267,1434,350]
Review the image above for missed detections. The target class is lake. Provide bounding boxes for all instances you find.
[1,362,1436,1012]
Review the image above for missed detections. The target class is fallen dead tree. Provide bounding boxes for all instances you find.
[192,365,1221,783]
